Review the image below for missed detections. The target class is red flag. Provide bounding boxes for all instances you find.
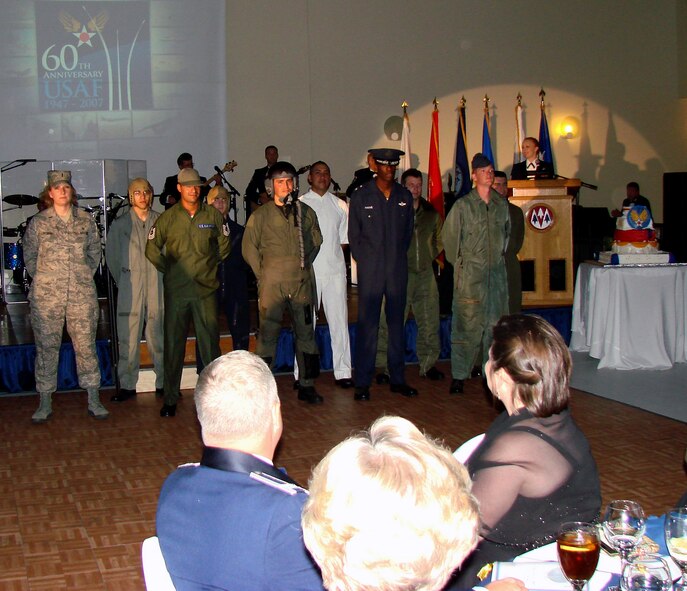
[427,106,444,219]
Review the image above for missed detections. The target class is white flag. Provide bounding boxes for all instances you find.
[513,102,525,165]
[399,110,412,176]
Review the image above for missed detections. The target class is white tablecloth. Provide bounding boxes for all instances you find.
[570,263,687,369]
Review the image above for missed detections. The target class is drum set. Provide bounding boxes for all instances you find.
[2,192,128,297]
[2,193,38,294]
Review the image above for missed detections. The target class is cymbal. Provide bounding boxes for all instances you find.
[3,194,38,206]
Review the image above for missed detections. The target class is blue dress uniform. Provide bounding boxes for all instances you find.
[157,447,325,591]
[349,180,414,389]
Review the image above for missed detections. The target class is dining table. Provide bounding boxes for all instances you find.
[569,262,687,370]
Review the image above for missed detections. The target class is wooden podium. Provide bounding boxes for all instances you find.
[508,179,581,307]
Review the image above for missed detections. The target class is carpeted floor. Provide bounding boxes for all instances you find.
[570,351,687,423]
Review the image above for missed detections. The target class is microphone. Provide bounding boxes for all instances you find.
[296,165,310,175]
[17,158,37,163]
[214,165,228,186]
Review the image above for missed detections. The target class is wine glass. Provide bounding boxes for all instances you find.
[665,506,687,591]
[602,499,646,583]
[557,521,601,591]
[622,554,672,591]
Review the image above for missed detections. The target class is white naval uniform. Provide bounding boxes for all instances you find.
[295,189,352,380]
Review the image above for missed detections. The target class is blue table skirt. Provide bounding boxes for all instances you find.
[0,308,571,394]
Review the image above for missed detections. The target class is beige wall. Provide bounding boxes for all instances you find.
[227,0,687,222]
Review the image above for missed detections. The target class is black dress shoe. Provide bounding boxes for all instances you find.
[449,379,465,394]
[110,388,136,402]
[155,388,164,398]
[375,373,390,385]
[354,387,370,401]
[334,378,354,389]
[297,386,323,404]
[293,380,300,390]
[160,404,177,417]
[390,383,419,397]
[422,367,445,381]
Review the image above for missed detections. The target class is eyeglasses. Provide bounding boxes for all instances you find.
[132,190,152,197]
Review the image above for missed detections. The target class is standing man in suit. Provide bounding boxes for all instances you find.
[348,148,417,401]
[159,152,217,209]
[493,171,525,313]
[245,145,279,214]
[510,137,553,180]
[156,350,325,591]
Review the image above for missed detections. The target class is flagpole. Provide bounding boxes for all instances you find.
[538,87,554,166]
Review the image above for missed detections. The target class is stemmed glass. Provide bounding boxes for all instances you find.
[664,506,687,591]
[557,521,601,591]
[602,500,646,589]
[622,554,672,591]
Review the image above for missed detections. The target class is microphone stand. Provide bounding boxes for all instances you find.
[552,174,597,206]
[214,167,242,224]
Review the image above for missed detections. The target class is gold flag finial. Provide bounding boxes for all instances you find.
[459,96,466,108]
[433,97,439,110]
[516,92,522,106]
[401,100,408,113]
[539,87,546,109]
[483,94,490,112]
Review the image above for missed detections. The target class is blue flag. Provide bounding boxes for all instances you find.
[538,108,554,165]
[454,105,471,198]
[482,111,494,166]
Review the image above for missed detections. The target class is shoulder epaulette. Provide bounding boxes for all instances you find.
[249,471,309,496]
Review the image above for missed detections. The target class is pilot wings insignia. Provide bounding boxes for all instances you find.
[58,9,109,46]
[628,205,650,229]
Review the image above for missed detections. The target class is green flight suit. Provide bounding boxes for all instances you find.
[441,188,510,380]
[376,198,443,374]
[242,200,322,386]
[145,203,230,405]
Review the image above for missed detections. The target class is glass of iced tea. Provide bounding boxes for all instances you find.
[557,521,601,591]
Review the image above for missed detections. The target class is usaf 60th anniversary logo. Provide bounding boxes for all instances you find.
[36,1,152,113]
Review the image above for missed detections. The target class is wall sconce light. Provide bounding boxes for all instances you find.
[560,116,580,139]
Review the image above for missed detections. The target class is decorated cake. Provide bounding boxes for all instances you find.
[598,205,673,264]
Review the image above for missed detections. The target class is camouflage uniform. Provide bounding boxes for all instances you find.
[23,206,103,403]
[105,208,164,391]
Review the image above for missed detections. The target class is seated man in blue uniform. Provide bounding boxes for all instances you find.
[156,350,325,591]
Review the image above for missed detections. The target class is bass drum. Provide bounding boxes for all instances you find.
[3,242,23,271]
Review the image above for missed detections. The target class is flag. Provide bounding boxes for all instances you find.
[513,99,524,166]
[427,106,444,218]
[482,107,494,166]
[538,102,554,166]
[453,101,471,199]
[399,106,411,177]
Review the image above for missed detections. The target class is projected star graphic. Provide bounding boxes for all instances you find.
[72,25,96,47]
